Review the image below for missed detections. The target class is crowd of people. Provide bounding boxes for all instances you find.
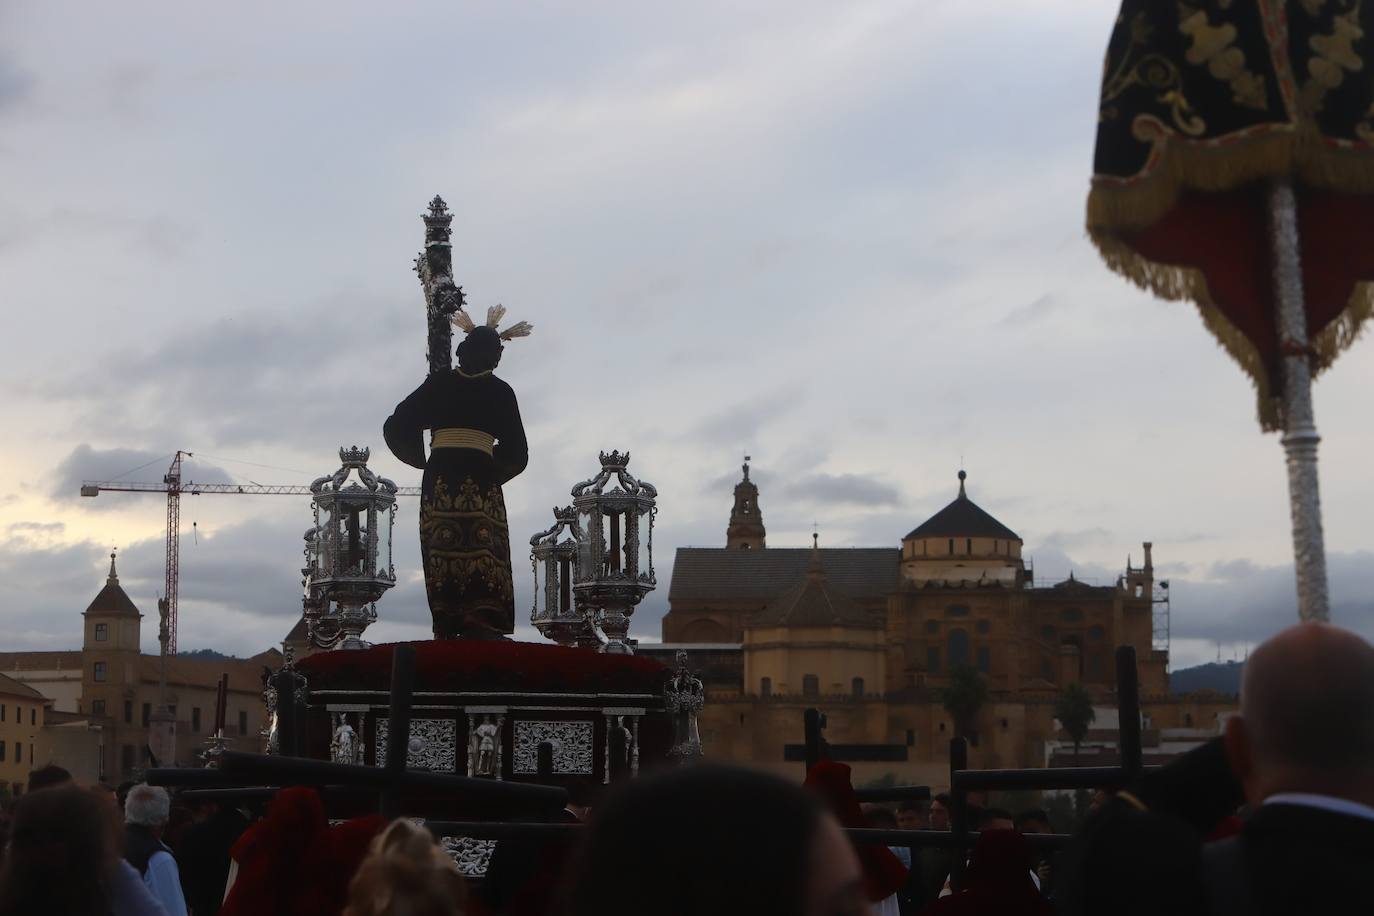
[0,622,1369,916]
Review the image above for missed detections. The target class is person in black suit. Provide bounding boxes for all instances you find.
[1205,623,1374,915]
[478,783,592,916]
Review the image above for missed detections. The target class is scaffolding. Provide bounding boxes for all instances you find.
[1152,580,1171,662]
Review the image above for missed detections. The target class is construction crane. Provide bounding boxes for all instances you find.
[80,450,420,654]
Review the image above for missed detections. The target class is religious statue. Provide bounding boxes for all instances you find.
[384,302,532,639]
[468,716,500,777]
[665,650,705,761]
[330,713,362,765]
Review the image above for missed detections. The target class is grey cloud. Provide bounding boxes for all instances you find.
[1035,527,1115,551]
[779,472,901,508]
[691,393,799,447]
[7,520,64,534]
[1169,551,1374,646]
[1000,293,1061,327]
[0,56,31,115]
[50,445,233,504]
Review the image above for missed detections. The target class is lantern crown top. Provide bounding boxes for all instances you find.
[599,450,630,470]
[340,446,371,467]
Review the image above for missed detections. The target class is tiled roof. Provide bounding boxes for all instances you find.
[0,672,48,700]
[137,649,282,693]
[283,615,310,643]
[0,651,85,671]
[83,553,142,618]
[668,547,899,604]
[904,473,1019,541]
[750,554,882,629]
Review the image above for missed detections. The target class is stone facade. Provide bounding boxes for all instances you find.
[653,467,1236,786]
[0,554,279,783]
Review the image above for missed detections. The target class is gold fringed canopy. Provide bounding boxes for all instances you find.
[1088,0,1374,430]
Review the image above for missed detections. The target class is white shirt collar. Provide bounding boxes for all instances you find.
[1263,792,1374,824]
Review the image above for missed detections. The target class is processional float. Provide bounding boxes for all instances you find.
[1088,2,1374,622]
[160,197,703,889]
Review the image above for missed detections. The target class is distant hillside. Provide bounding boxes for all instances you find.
[178,648,238,662]
[1169,660,1243,696]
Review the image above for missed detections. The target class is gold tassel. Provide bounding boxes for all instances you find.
[486,304,506,328]
[451,309,476,333]
[499,321,533,341]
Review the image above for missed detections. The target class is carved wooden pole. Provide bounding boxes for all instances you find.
[416,195,465,376]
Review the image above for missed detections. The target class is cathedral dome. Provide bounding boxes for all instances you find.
[900,472,1023,585]
[904,470,1019,542]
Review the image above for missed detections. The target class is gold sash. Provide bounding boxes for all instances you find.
[431,427,495,455]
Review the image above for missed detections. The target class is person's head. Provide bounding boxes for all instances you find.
[125,784,172,833]
[1224,623,1374,807]
[564,780,601,821]
[929,793,952,830]
[862,804,897,829]
[564,763,869,916]
[26,764,72,793]
[343,819,466,916]
[895,800,926,830]
[1015,809,1052,834]
[0,786,122,915]
[976,807,1014,831]
[455,326,503,374]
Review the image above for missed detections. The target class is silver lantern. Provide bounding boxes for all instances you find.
[570,451,657,655]
[304,447,398,649]
[529,506,586,647]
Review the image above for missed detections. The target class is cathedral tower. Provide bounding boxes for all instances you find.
[726,458,766,550]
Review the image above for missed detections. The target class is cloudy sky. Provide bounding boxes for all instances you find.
[2,1,1372,671]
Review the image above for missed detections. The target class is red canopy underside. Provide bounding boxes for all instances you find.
[1130,186,1374,378]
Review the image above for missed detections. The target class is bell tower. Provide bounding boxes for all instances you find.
[726,458,766,550]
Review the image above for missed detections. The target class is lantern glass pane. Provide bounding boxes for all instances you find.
[340,502,369,576]
[375,505,392,578]
[636,507,652,581]
[577,505,597,579]
[318,501,339,578]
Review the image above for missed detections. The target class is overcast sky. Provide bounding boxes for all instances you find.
[2,1,1372,671]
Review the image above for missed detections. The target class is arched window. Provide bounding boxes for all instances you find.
[760,677,771,697]
[948,629,971,668]
[802,674,819,698]
[1061,636,1085,679]
[851,677,865,697]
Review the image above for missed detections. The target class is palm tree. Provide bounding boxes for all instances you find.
[940,664,988,743]
[1055,682,1096,764]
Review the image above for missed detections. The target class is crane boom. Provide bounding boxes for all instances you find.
[81,481,421,496]
[80,452,420,654]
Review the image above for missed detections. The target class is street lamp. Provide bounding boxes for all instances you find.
[303,447,398,649]
[570,451,657,655]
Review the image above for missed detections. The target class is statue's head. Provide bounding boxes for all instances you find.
[451,305,531,374]
[456,325,503,373]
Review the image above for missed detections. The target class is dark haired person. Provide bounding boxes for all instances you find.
[26,762,72,792]
[0,785,169,916]
[563,763,871,916]
[384,306,530,640]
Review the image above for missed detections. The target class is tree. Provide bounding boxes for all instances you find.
[1055,682,1096,764]
[940,664,988,742]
